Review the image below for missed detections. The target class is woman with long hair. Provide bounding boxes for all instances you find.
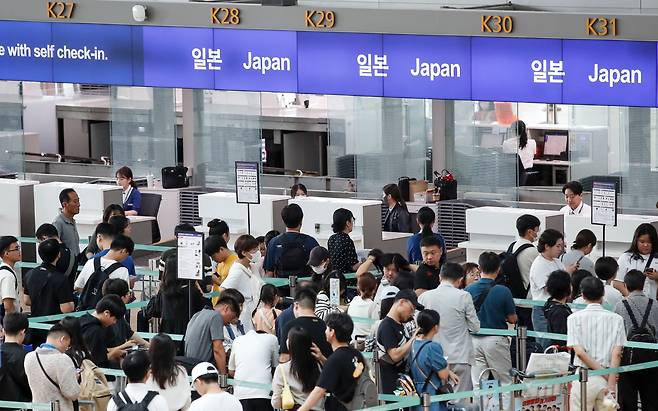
[251,283,281,334]
[157,257,209,353]
[327,208,361,274]
[613,223,658,297]
[382,183,411,233]
[503,120,536,185]
[59,316,91,369]
[146,333,191,411]
[271,327,324,410]
[407,206,447,265]
[115,166,141,216]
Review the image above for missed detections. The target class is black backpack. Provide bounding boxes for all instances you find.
[78,258,123,310]
[275,237,308,278]
[622,299,658,365]
[497,242,534,299]
[111,390,158,411]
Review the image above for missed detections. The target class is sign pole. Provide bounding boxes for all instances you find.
[602,225,606,257]
[247,203,251,235]
[235,161,261,235]
[591,181,617,257]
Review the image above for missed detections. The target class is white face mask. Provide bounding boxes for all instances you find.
[312,264,327,275]
[249,250,261,265]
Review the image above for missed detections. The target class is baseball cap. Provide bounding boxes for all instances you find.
[394,289,424,310]
[307,246,330,267]
[190,362,219,389]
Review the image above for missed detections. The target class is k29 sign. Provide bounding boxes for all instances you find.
[3,20,658,106]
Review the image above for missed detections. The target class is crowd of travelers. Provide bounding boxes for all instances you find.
[0,180,656,411]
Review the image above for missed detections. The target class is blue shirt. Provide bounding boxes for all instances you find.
[409,340,448,411]
[275,305,295,349]
[263,232,320,274]
[465,278,516,330]
[407,232,447,265]
[95,249,136,278]
[123,187,142,214]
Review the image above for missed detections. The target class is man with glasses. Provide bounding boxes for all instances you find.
[0,235,22,329]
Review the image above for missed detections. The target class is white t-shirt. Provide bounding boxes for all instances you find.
[503,137,537,170]
[190,392,243,411]
[107,383,169,411]
[560,202,591,216]
[228,330,278,400]
[223,263,264,332]
[145,365,192,411]
[529,255,565,301]
[616,252,658,298]
[0,262,19,308]
[575,283,624,311]
[74,256,130,290]
[347,295,378,341]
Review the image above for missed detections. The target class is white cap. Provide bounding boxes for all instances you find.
[190,362,219,390]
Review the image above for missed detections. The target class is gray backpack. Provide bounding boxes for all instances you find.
[339,367,378,410]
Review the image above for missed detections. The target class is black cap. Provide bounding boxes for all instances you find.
[307,246,330,267]
[394,289,424,310]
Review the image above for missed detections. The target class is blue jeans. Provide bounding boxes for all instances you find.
[532,306,550,350]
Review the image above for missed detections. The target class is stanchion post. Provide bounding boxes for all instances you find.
[219,374,229,389]
[50,400,60,411]
[422,392,431,411]
[579,367,588,411]
[373,348,383,405]
[289,275,297,298]
[115,374,127,392]
[517,326,527,372]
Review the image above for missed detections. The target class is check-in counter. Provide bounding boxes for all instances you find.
[197,192,289,245]
[0,179,38,238]
[564,214,658,259]
[289,197,411,254]
[141,187,190,242]
[459,206,564,262]
[34,182,122,251]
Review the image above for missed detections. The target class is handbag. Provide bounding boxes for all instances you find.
[281,370,296,410]
[433,169,458,201]
[524,346,571,397]
[161,166,189,189]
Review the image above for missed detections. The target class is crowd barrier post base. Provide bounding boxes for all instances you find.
[372,348,383,405]
[422,392,431,411]
[289,275,297,298]
[579,367,588,411]
[219,374,229,389]
[516,325,528,372]
[50,401,60,411]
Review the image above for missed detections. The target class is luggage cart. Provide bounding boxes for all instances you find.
[511,346,575,411]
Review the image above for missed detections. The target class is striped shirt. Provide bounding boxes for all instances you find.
[567,303,626,368]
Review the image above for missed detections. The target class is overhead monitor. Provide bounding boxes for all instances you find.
[543,134,568,157]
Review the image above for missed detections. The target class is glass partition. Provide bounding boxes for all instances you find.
[0,81,24,176]
[193,90,262,189]
[327,95,431,197]
[110,86,178,177]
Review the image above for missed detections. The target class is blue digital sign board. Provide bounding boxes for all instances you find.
[471,37,563,104]
[562,39,656,107]
[383,34,471,100]
[214,29,297,93]
[297,32,384,97]
[2,20,658,108]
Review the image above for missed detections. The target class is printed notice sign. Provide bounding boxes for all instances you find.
[177,232,204,280]
[592,181,617,226]
[235,161,260,204]
[329,278,340,306]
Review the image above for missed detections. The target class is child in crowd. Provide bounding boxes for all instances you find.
[347,272,379,344]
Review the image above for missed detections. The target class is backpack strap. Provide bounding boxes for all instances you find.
[36,352,60,389]
[93,257,102,274]
[623,300,640,330]
[410,341,438,392]
[111,392,128,407]
[474,282,495,313]
[640,299,654,330]
[0,265,18,290]
[506,242,516,254]
[104,262,125,276]
[514,243,535,257]
[140,391,158,406]
[645,254,656,272]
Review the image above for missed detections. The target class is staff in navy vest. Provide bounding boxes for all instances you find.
[116,166,142,216]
